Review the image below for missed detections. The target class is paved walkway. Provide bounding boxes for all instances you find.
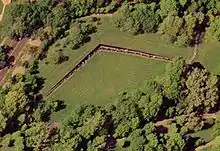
[0,0,11,22]
[0,38,28,84]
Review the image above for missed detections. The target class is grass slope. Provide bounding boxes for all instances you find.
[196,41,220,75]
[50,52,166,121]
[191,126,215,143]
[39,16,193,94]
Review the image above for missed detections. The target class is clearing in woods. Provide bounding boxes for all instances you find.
[39,17,193,95]
[50,52,167,121]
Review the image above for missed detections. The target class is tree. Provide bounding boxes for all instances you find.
[138,93,163,121]
[3,82,27,118]
[181,68,219,114]
[0,45,8,69]
[50,4,69,28]
[158,57,185,100]
[179,0,187,7]
[127,129,146,151]
[206,0,220,15]
[24,123,48,149]
[158,13,183,43]
[205,15,220,41]
[159,0,178,18]
[112,3,160,35]
[166,124,186,151]
[46,48,68,65]
[0,3,40,37]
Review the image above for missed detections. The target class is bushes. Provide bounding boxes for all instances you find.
[112,3,160,35]
[45,22,96,65]
[46,48,68,65]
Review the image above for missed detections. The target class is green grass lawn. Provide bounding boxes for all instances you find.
[50,52,166,121]
[196,41,220,75]
[190,126,215,143]
[39,16,193,94]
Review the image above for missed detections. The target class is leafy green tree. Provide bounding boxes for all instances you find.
[206,0,220,14]
[138,93,163,121]
[50,4,69,28]
[179,0,187,7]
[112,3,160,35]
[46,48,68,65]
[24,122,48,149]
[87,136,106,151]
[158,57,185,99]
[159,0,178,18]
[181,68,219,114]
[158,13,183,43]
[128,129,146,151]
[166,124,186,151]
[205,15,220,41]
[0,46,7,69]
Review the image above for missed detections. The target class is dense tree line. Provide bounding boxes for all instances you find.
[112,3,160,34]
[112,0,220,46]
[0,0,121,38]
[0,45,11,69]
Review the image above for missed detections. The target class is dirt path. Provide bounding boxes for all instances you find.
[0,38,28,84]
[0,5,5,22]
[80,13,113,20]
[155,113,217,150]
[0,0,11,22]
[195,141,213,151]
[188,44,198,64]
[155,113,217,126]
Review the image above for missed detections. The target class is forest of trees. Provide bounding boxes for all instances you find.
[0,0,220,150]
[0,57,220,150]
[1,0,220,48]
[112,0,220,46]
[0,0,219,65]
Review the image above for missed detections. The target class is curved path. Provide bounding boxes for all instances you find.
[0,0,11,22]
[44,44,170,98]
[155,113,217,151]
[155,113,217,127]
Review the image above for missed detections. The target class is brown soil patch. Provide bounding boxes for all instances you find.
[12,66,25,76]
[2,0,11,5]
[28,38,42,47]
[21,53,32,62]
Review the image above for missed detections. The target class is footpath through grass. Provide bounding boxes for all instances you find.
[50,52,166,121]
[39,16,193,94]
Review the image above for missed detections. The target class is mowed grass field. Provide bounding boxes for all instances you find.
[39,16,193,94]
[50,52,167,121]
